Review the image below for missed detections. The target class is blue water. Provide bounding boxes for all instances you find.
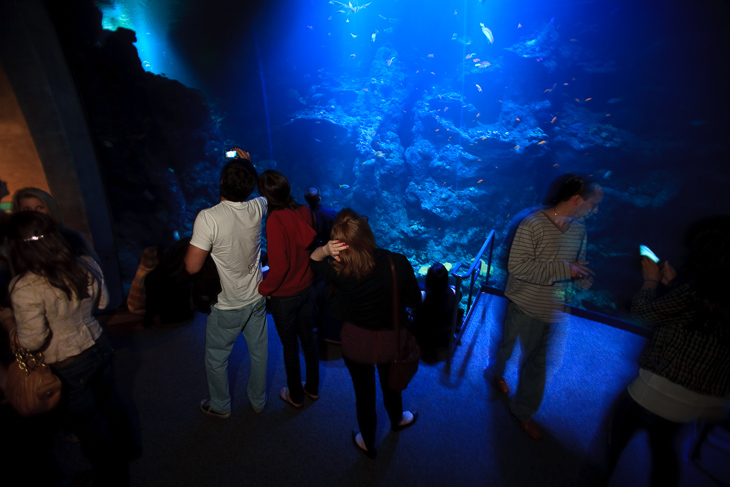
[95,0,730,320]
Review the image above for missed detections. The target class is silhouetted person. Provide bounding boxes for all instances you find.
[304,185,337,246]
[412,263,457,359]
[488,174,603,440]
[608,217,730,486]
[305,185,339,339]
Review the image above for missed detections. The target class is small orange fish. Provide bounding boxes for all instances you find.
[473,58,481,62]
[481,137,487,140]
[585,97,592,101]
[570,38,578,42]
[575,98,580,102]
[444,107,449,111]
[606,114,611,117]
[514,145,520,149]
[516,117,520,121]
[544,88,552,93]
[564,83,569,86]
[430,72,435,75]
[476,84,482,92]
[435,129,440,132]
[477,179,483,183]
[428,53,434,58]
[553,163,559,167]
[551,117,557,123]
[476,113,480,117]
[538,141,547,145]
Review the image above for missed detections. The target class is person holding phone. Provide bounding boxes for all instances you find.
[608,218,730,486]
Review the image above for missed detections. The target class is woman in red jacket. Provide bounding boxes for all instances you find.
[258,170,319,408]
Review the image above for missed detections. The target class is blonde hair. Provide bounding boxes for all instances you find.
[330,208,376,280]
[11,187,65,225]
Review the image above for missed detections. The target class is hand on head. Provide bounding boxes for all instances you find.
[326,240,349,262]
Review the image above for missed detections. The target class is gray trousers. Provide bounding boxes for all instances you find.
[492,301,552,421]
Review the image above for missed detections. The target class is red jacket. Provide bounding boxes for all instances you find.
[258,205,317,297]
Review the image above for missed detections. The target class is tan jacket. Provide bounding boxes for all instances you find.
[10,257,108,364]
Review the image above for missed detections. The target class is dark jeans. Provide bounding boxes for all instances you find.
[608,391,683,487]
[53,333,138,487]
[344,358,403,453]
[269,288,319,404]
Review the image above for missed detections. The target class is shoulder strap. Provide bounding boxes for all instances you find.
[388,254,401,339]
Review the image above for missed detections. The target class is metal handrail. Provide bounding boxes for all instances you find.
[447,230,496,364]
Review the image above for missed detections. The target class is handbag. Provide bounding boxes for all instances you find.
[386,255,421,391]
[6,329,63,417]
[341,321,406,364]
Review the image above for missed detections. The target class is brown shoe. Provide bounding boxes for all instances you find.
[519,419,542,441]
[492,377,509,395]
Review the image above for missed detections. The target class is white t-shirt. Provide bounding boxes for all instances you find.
[189,197,267,310]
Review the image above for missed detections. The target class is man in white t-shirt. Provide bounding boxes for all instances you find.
[185,151,268,417]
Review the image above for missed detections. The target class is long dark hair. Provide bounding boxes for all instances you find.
[258,170,301,212]
[329,208,376,280]
[8,212,92,300]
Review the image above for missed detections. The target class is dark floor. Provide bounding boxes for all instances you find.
[41,292,730,486]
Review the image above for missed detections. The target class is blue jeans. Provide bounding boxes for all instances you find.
[269,288,319,404]
[205,297,268,413]
[492,301,551,421]
[53,333,137,486]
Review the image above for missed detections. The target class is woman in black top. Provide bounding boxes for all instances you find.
[311,208,421,459]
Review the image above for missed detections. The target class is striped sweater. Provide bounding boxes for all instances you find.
[504,210,587,322]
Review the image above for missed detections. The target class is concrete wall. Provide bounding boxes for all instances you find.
[0,62,49,203]
[0,0,123,307]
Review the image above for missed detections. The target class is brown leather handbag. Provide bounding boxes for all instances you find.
[6,329,63,417]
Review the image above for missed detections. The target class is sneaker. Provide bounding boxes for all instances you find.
[199,399,231,419]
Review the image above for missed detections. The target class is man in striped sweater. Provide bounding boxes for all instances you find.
[491,175,603,440]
